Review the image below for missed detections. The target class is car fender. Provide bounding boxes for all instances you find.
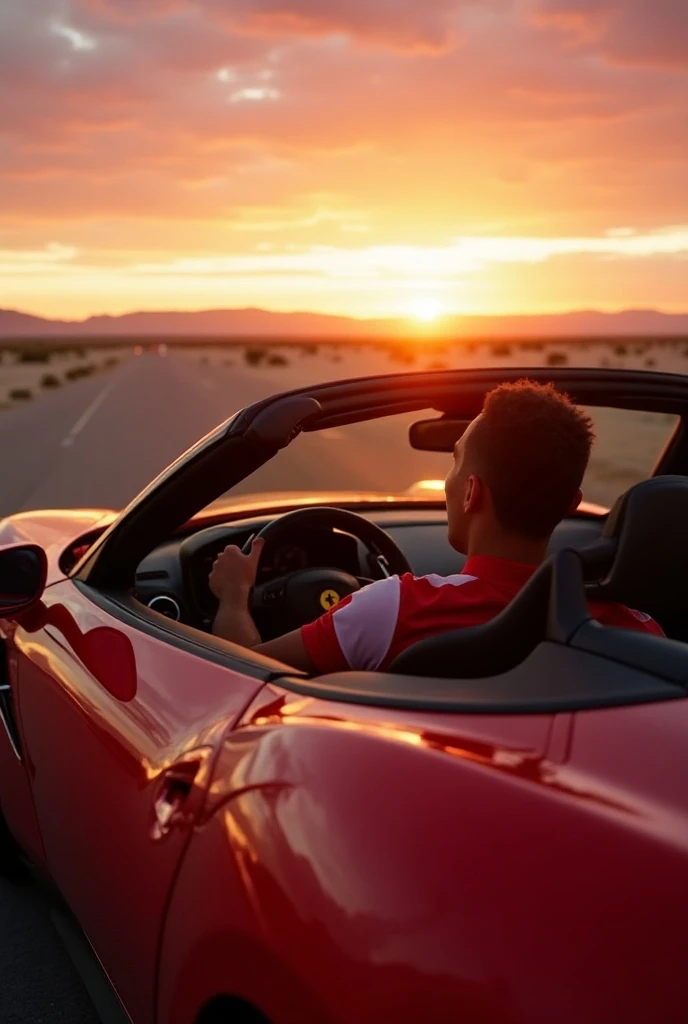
[158,693,555,1024]
[159,687,688,1024]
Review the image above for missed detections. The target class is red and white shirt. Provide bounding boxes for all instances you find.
[301,554,664,674]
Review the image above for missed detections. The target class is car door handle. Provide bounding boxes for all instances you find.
[150,750,211,841]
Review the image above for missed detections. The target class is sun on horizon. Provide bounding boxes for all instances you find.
[408,297,446,323]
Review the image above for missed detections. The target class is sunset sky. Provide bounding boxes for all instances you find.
[2,0,687,321]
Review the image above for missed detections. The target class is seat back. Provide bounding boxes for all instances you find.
[389,557,558,678]
[587,475,688,641]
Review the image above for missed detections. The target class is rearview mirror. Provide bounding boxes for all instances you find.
[0,544,47,617]
[409,417,471,452]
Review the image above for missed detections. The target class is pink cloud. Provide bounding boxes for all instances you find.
[79,0,187,22]
[535,0,688,68]
[205,0,466,51]
[78,0,470,50]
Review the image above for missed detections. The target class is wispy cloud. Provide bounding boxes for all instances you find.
[0,243,78,273]
[133,228,688,277]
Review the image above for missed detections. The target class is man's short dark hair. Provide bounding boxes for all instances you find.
[468,379,595,539]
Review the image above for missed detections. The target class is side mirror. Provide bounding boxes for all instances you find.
[0,544,47,618]
[409,417,471,452]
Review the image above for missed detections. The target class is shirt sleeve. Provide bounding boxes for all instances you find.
[301,575,402,674]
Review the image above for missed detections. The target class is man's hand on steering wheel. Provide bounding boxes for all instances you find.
[209,536,265,606]
[210,535,319,673]
[209,536,266,651]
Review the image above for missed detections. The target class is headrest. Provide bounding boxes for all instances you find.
[595,475,688,628]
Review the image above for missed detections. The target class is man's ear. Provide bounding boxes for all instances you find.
[464,473,483,513]
[568,487,583,514]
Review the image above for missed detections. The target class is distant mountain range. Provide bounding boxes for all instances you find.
[1,306,687,340]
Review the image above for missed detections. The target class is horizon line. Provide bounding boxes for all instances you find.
[4,304,688,326]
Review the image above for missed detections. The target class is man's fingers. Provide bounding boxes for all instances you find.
[250,536,265,562]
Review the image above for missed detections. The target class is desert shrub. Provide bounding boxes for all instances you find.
[10,388,32,400]
[104,356,118,368]
[492,343,512,358]
[546,351,568,366]
[224,359,234,367]
[427,360,448,371]
[301,343,318,356]
[683,348,688,359]
[66,364,95,380]
[645,357,657,368]
[41,374,61,388]
[244,347,267,366]
[614,344,628,357]
[390,347,415,365]
[268,353,288,367]
[18,349,50,363]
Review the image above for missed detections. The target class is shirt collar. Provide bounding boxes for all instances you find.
[463,554,540,589]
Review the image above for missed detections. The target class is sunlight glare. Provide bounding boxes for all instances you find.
[408,296,444,322]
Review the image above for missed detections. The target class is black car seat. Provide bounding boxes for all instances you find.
[388,551,581,678]
[585,474,688,643]
[388,475,688,677]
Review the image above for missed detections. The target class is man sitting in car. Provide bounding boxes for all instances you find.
[210,379,662,673]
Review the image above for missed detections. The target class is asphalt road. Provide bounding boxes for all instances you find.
[0,874,99,1023]
[0,351,283,516]
[0,349,447,517]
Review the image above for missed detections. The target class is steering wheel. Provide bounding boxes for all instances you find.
[240,506,412,631]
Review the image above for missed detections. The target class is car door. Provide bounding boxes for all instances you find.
[13,577,269,1024]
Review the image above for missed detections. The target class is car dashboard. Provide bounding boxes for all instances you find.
[133,506,607,628]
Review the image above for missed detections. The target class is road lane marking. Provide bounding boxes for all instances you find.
[61,378,116,447]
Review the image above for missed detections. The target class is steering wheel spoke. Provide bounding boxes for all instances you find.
[251,575,289,610]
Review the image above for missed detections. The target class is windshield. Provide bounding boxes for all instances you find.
[211,404,678,512]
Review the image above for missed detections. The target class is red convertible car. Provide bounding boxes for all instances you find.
[0,365,687,1024]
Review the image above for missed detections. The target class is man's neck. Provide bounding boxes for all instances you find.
[466,531,549,566]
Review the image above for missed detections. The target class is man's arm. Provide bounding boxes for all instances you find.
[212,597,261,648]
[209,539,317,673]
[255,630,317,674]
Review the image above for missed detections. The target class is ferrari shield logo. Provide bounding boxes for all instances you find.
[319,589,341,610]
